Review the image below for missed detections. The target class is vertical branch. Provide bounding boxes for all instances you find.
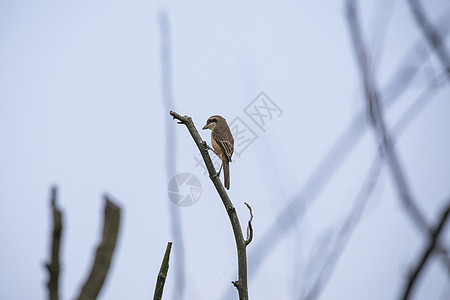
[158,11,186,299]
[153,242,173,300]
[170,111,250,300]
[76,196,121,300]
[45,186,63,300]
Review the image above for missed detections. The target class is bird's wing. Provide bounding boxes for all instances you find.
[212,130,234,161]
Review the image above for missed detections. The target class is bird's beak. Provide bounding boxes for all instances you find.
[202,123,210,130]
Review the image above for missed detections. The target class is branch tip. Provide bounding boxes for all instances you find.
[76,195,121,300]
[46,186,63,300]
[244,202,254,246]
[153,241,173,300]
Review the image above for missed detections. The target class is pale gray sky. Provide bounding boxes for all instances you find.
[1,0,449,299]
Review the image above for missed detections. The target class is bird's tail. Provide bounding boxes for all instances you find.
[223,159,230,190]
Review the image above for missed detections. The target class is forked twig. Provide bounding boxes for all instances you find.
[244,202,254,246]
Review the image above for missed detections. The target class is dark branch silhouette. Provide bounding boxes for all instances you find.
[170,110,250,300]
[153,242,173,300]
[45,186,63,300]
[76,196,121,300]
[244,202,254,246]
[401,198,450,300]
[407,0,450,81]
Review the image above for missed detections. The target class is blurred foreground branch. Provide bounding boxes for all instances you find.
[401,199,450,300]
[76,196,121,300]
[238,11,450,291]
[170,110,250,300]
[45,186,63,300]
[408,0,450,80]
[347,0,450,296]
[301,64,448,299]
[347,0,430,233]
[153,242,173,300]
[302,154,383,300]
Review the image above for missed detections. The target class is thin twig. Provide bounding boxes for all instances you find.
[407,0,450,81]
[170,111,249,300]
[46,186,63,300]
[401,199,450,300]
[244,203,254,246]
[76,196,121,300]
[153,242,173,300]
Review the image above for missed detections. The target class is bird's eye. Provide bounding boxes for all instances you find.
[212,118,216,122]
[208,119,212,123]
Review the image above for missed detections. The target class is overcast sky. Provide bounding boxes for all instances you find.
[1,0,449,299]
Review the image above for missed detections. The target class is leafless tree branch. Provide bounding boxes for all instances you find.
[301,154,383,300]
[45,186,63,300]
[170,110,250,300]
[153,242,173,300]
[301,64,449,299]
[347,0,450,293]
[407,0,450,81]
[241,12,450,287]
[76,196,121,300]
[401,198,450,300]
[346,0,430,234]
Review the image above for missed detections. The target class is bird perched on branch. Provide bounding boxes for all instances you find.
[202,115,234,189]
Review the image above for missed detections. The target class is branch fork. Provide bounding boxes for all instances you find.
[170,110,252,300]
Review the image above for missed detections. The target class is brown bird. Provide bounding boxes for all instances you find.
[202,115,234,189]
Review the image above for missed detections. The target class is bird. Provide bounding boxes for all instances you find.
[202,115,234,189]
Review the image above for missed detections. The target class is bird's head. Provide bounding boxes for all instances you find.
[202,115,223,130]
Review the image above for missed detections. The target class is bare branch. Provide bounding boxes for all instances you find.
[346,0,450,286]
[239,12,450,288]
[302,65,450,299]
[302,154,383,300]
[45,186,63,300]
[153,242,173,300]
[407,0,450,81]
[244,203,254,246]
[401,199,450,300]
[346,0,429,233]
[159,11,186,299]
[170,110,249,300]
[76,196,121,300]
